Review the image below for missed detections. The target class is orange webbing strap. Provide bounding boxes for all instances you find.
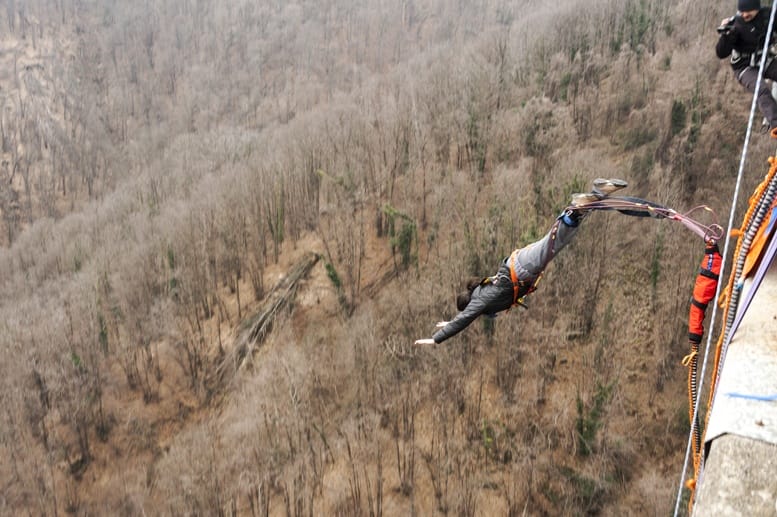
[518,219,559,301]
[508,220,562,306]
[508,250,539,307]
[508,233,553,306]
[508,249,520,305]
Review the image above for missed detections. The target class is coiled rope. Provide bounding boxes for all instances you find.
[672,2,777,514]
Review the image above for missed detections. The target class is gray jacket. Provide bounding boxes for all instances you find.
[432,216,579,344]
[432,260,526,343]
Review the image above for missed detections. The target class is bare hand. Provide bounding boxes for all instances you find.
[414,338,435,345]
[435,321,449,328]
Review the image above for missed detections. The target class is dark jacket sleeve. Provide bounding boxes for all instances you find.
[432,294,487,344]
[716,15,738,60]
[716,30,736,59]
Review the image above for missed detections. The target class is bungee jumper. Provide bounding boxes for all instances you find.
[415,178,629,345]
[415,179,723,345]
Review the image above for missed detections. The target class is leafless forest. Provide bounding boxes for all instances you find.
[0,0,770,515]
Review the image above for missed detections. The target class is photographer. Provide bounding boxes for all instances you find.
[716,0,777,137]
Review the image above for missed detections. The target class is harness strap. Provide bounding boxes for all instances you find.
[698,268,719,280]
[508,250,523,305]
[508,250,539,306]
[507,219,561,306]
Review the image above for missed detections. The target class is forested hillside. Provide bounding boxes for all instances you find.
[0,0,772,515]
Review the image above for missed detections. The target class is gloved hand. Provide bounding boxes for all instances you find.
[414,338,435,345]
[717,16,735,34]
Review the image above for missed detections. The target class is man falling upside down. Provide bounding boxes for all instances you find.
[414,178,628,345]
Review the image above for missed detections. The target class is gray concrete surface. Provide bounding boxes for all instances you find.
[693,435,777,516]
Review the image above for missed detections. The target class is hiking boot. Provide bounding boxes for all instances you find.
[592,178,628,198]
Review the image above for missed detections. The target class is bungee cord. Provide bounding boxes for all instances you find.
[568,196,725,242]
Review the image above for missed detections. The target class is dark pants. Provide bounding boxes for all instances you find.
[735,59,777,128]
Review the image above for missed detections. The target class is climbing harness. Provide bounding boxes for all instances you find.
[507,249,540,307]
[507,219,563,307]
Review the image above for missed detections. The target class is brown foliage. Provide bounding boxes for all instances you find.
[0,0,765,515]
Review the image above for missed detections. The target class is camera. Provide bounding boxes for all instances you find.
[717,17,735,34]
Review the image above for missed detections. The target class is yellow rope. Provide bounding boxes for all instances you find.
[681,350,698,366]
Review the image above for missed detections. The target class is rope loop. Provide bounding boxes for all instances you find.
[682,351,698,367]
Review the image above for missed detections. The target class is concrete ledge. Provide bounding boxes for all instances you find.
[693,435,777,516]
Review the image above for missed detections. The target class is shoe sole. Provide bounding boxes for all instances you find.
[593,178,628,196]
[570,193,600,207]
